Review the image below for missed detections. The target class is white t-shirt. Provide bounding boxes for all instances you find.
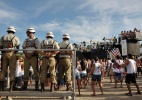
[15,64,22,77]
[75,68,80,74]
[127,59,137,74]
[93,61,102,75]
[114,67,124,73]
[107,60,111,70]
[115,59,123,65]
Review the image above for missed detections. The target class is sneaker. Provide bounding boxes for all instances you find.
[136,91,141,94]
[125,93,132,96]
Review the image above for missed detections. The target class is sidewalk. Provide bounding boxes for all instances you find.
[75,75,142,100]
[0,75,142,100]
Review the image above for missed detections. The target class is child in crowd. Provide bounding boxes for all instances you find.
[13,57,24,90]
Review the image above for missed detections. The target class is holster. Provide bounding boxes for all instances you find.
[0,72,5,81]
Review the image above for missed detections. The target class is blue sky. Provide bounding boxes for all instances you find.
[0,0,142,48]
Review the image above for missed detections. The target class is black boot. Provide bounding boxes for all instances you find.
[50,83,57,92]
[57,81,61,90]
[20,82,28,91]
[66,84,72,91]
[0,81,4,91]
[9,81,14,92]
[35,81,39,91]
[41,83,45,92]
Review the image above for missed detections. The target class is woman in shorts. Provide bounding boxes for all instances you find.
[90,56,104,96]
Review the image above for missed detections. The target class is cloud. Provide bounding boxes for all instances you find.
[76,0,142,15]
[0,1,24,25]
[34,15,113,43]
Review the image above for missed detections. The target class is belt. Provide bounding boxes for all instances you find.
[4,51,15,53]
[59,57,70,59]
[43,56,54,59]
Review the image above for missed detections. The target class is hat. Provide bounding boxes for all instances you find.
[46,32,54,38]
[7,26,16,33]
[62,33,70,39]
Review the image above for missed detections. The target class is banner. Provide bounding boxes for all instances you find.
[121,40,127,56]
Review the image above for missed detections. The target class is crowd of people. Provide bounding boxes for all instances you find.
[0,26,142,98]
[75,54,142,96]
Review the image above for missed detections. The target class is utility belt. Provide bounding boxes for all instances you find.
[3,51,15,53]
[59,57,70,59]
[43,56,54,59]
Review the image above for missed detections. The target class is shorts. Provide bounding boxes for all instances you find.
[137,67,142,72]
[80,73,87,78]
[75,73,81,80]
[14,76,22,86]
[125,73,136,84]
[92,74,101,81]
[115,72,123,80]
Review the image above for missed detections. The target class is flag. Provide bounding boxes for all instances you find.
[110,48,120,58]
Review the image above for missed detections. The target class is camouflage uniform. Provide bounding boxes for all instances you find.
[20,28,40,91]
[57,34,74,91]
[0,26,20,91]
[40,32,59,92]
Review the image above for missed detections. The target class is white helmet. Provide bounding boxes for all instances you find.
[46,32,54,38]
[62,33,70,39]
[7,26,16,33]
[27,27,35,33]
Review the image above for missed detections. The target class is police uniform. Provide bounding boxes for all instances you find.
[20,28,40,91]
[0,26,20,91]
[40,32,59,92]
[57,34,74,91]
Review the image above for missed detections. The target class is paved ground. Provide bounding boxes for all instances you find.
[1,75,142,100]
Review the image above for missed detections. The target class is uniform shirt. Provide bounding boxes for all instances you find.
[59,40,73,58]
[0,33,20,49]
[126,59,137,74]
[22,37,40,53]
[93,61,102,75]
[40,38,59,56]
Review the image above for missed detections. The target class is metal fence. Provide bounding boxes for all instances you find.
[0,49,76,100]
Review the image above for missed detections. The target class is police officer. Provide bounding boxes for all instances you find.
[0,26,20,91]
[57,33,74,91]
[40,32,59,92]
[20,28,40,91]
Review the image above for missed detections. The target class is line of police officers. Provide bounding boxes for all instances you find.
[0,26,74,92]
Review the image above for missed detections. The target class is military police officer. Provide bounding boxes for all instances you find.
[57,34,74,91]
[20,28,40,91]
[0,26,20,91]
[40,32,59,92]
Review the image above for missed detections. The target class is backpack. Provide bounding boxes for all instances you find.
[25,38,37,48]
[2,36,15,48]
[43,40,55,49]
[60,43,70,55]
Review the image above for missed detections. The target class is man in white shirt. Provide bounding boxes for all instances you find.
[123,54,141,96]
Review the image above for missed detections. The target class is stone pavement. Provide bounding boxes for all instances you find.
[0,75,142,100]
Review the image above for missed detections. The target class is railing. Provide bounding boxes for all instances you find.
[0,49,76,100]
